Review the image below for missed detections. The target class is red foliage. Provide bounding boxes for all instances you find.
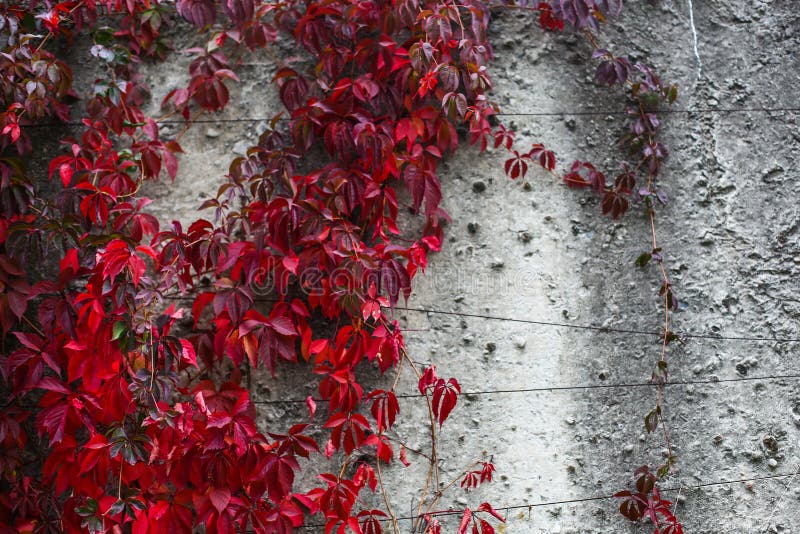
[0,0,510,530]
[615,466,683,534]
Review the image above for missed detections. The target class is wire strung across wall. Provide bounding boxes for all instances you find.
[283,471,799,530]
[18,105,800,130]
[1,371,781,411]
[251,372,800,405]
[495,107,800,117]
[162,294,800,344]
[395,306,800,343]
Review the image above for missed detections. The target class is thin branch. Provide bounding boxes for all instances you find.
[376,459,400,534]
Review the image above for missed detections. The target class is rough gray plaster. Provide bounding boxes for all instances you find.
[114,0,800,531]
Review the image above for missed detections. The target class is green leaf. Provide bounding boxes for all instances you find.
[82,516,104,534]
[656,456,675,478]
[107,499,126,517]
[21,12,36,32]
[640,92,660,111]
[644,409,659,433]
[635,252,651,268]
[75,498,98,517]
[665,331,680,345]
[76,498,104,534]
[667,85,678,105]
[92,27,115,46]
[112,321,127,341]
[654,360,669,382]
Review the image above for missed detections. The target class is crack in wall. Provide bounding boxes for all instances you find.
[687,0,703,80]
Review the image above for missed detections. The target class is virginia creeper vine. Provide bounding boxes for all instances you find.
[0,0,685,532]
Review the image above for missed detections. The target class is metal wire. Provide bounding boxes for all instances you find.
[289,471,800,529]
[19,105,800,129]
[161,295,800,344]
[397,305,800,343]
[252,372,800,405]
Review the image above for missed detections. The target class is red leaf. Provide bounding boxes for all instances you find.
[479,462,495,483]
[358,510,386,534]
[476,502,505,523]
[163,148,179,180]
[399,445,410,466]
[457,509,472,534]
[367,390,399,433]
[418,365,437,394]
[503,151,529,180]
[319,476,359,520]
[12,331,42,351]
[59,163,74,187]
[180,339,198,367]
[36,402,68,445]
[128,254,146,287]
[354,463,377,492]
[268,316,297,336]
[370,434,393,463]
[563,171,589,188]
[306,396,317,418]
[361,299,381,322]
[282,254,299,274]
[78,434,109,475]
[538,2,564,31]
[6,290,27,320]
[264,452,299,503]
[325,439,336,459]
[601,191,629,219]
[492,125,514,150]
[59,248,80,284]
[2,123,20,142]
[325,412,370,455]
[538,149,556,171]
[208,487,231,514]
[478,519,495,534]
[36,376,70,395]
[192,292,215,328]
[431,378,460,427]
[310,339,329,355]
[143,118,159,140]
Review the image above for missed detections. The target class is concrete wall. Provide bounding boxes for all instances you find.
[133,1,800,532]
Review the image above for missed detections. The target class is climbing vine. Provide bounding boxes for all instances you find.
[0,0,682,532]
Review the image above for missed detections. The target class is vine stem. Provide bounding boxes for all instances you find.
[338,454,350,479]
[645,120,675,465]
[422,460,480,519]
[649,205,674,461]
[22,315,45,337]
[401,350,440,532]
[175,109,206,143]
[384,434,433,462]
[376,457,400,534]
[117,463,123,499]
[390,354,404,392]
[34,33,52,53]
